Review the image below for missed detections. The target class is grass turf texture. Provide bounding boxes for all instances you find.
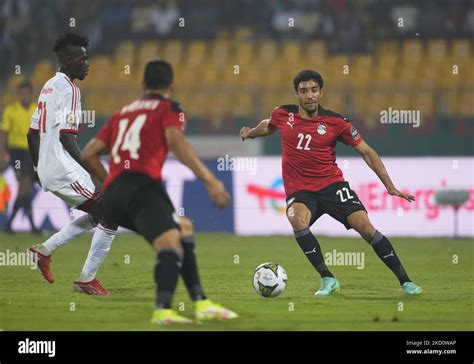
[0,232,472,331]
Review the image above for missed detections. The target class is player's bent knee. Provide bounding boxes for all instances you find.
[152,228,183,254]
[286,204,311,230]
[180,216,194,236]
[99,219,118,230]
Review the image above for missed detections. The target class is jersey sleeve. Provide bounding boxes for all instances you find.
[96,117,113,148]
[58,87,79,134]
[337,118,363,147]
[163,101,187,132]
[268,107,284,130]
[29,106,40,131]
[0,107,12,133]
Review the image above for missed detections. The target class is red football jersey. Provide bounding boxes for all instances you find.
[96,94,186,188]
[268,105,363,196]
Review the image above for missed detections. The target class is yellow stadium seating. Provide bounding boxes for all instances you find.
[31,60,55,89]
[9,37,471,120]
[114,41,136,66]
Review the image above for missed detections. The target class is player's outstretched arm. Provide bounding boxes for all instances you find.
[354,140,415,202]
[240,119,275,141]
[82,138,109,183]
[26,129,39,167]
[26,129,41,185]
[165,126,231,209]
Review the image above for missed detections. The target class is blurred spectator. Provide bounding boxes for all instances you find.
[272,1,303,37]
[464,1,474,35]
[390,2,418,35]
[0,81,38,233]
[150,0,180,37]
[0,0,473,84]
[419,1,444,37]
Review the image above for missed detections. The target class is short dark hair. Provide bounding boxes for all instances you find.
[53,31,89,54]
[144,59,173,89]
[17,81,33,92]
[293,70,323,91]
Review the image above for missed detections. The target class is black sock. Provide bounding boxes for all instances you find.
[181,235,206,301]
[294,228,334,278]
[369,231,410,285]
[22,197,38,232]
[154,249,182,309]
[6,198,22,229]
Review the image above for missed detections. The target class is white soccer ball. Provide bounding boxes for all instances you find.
[253,262,288,298]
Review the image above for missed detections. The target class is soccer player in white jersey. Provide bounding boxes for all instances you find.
[26,32,118,295]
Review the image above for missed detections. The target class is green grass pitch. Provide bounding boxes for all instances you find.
[0,232,472,331]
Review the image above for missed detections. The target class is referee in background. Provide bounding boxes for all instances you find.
[0,81,39,233]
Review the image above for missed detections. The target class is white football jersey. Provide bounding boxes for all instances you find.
[30,72,88,191]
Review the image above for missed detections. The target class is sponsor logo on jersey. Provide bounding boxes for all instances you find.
[41,87,53,95]
[317,123,327,135]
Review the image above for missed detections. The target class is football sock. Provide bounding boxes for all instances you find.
[22,197,38,232]
[38,214,97,256]
[368,230,410,284]
[6,197,22,229]
[181,235,206,301]
[79,223,116,282]
[294,228,334,278]
[155,249,182,309]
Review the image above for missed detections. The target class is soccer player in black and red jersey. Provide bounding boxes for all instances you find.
[240,70,422,296]
[82,60,238,324]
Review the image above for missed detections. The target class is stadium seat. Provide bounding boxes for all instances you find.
[305,41,327,60]
[114,41,136,67]
[31,61,54,89]
[137,41,160,67]
[451,39,471,63]
[349,55,373,86]
[402,39,424,65]
[427,39,447,63]
[185,41,208,67]
[161,41,185,68]
[231,90,254,117]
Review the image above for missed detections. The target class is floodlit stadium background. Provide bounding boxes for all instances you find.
[0,0,473,236]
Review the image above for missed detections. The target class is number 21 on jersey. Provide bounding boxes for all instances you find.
[38,102,47,133]
[111,114,147,163]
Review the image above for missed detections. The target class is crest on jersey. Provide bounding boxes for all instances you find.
[351,126,360,140]
[66,113,76,125]
[317,123,327,135]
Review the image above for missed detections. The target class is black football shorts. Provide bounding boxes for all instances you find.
[286,181,367,229]
[102,172,180,244]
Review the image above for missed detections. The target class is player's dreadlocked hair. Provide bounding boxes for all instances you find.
[53,31,89,54]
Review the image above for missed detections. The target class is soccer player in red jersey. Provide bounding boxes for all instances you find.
[82,60,238,324]
[240,70,422,296]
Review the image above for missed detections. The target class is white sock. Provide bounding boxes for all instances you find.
[38,214,96,256]
[79,224,117,282]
